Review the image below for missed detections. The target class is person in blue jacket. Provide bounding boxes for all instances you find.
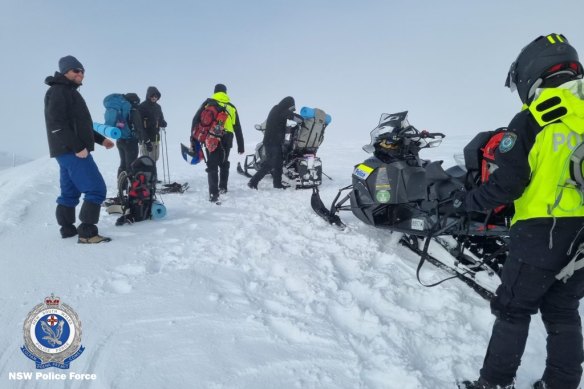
[44,55,115,243]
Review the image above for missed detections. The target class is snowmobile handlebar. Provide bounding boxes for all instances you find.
[401,130,445,140]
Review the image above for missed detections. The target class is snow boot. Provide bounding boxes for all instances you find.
[78,235,112,244]
[77,201,111,244]
[247,181,258,190]
[56,204,77,238]
[458,377,515,389]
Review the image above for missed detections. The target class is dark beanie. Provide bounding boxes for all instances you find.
[214,83,227,93]
[59,55,84,74]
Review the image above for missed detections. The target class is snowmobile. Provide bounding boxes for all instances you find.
[311,111,512,299]
[237,107,332,189]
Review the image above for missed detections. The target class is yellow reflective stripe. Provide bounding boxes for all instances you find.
[547,35,556,44]
[357,164,374,174]
[556,34,565,43]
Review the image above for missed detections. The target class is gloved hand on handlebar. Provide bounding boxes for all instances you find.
[450,188,467,212]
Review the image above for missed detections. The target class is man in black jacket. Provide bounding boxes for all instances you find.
[138,86,167,165]
[44,55,115,244]
[248,96,302,189]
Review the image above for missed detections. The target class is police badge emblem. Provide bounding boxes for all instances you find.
[21,294,84,369]
[498,132,517,153]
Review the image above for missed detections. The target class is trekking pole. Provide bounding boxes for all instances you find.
[160,130,167,184]
[162,128,171,184]
[322,171,333,180]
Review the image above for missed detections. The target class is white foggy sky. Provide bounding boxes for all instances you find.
[1,0,583,159]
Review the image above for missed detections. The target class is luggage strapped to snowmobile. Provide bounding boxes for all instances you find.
[237,106,332,188]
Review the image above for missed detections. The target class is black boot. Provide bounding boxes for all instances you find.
[78,201,111,244]
[56,204,77,238]
[532,380,547,389]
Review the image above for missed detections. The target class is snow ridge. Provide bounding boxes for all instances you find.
[0,145,558,388]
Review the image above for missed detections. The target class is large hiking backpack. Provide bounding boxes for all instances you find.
[283,107,331,188]
[104,94,138,139]
[293,107,332,154]
[192,102,229,152]
[115,156,165,225]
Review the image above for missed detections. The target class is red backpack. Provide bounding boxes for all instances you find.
[192,103,229,152]
[480,130,506,213]
[480,131,505,184]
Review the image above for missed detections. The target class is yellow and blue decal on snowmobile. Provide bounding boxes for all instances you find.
[353,163,374,180]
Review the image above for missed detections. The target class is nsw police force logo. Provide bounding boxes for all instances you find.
[21,294,84,369]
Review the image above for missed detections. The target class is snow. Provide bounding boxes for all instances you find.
[0,151,30,171]
[0,137,570,389]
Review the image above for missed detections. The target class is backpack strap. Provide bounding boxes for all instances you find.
[570,142,584,188]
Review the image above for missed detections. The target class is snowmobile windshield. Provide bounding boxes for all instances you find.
[363,111,442,153]
[363,111,410,153]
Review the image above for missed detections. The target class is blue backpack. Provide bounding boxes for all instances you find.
[103,94,134,139]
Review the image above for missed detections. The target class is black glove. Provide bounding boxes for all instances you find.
[145,140,153,152]
[451,188,467,211]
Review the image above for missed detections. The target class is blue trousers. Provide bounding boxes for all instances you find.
[55,153,106,207]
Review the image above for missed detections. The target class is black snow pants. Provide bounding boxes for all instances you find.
[249,144,284,187]
[116,138,139,177]
[480,219,584,389]
[206,146,231,197]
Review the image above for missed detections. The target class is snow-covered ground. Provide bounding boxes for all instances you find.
[0,135,572,389]
[0,152,30,171]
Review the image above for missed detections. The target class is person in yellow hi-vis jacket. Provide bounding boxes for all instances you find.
[191,84,245,203]
[457,34,584,389]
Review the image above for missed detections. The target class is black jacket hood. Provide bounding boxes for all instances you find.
[146,86,161,100]
[45,72,80,88]
[278,96,295,110]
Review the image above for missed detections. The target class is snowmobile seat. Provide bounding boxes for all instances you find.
[425,160,451,182]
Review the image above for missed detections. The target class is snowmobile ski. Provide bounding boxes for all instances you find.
[236,162,253,178]
[310,188,346,229]
[399,235,499,300]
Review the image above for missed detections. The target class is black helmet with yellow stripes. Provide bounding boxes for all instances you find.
[505,33,583,104]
